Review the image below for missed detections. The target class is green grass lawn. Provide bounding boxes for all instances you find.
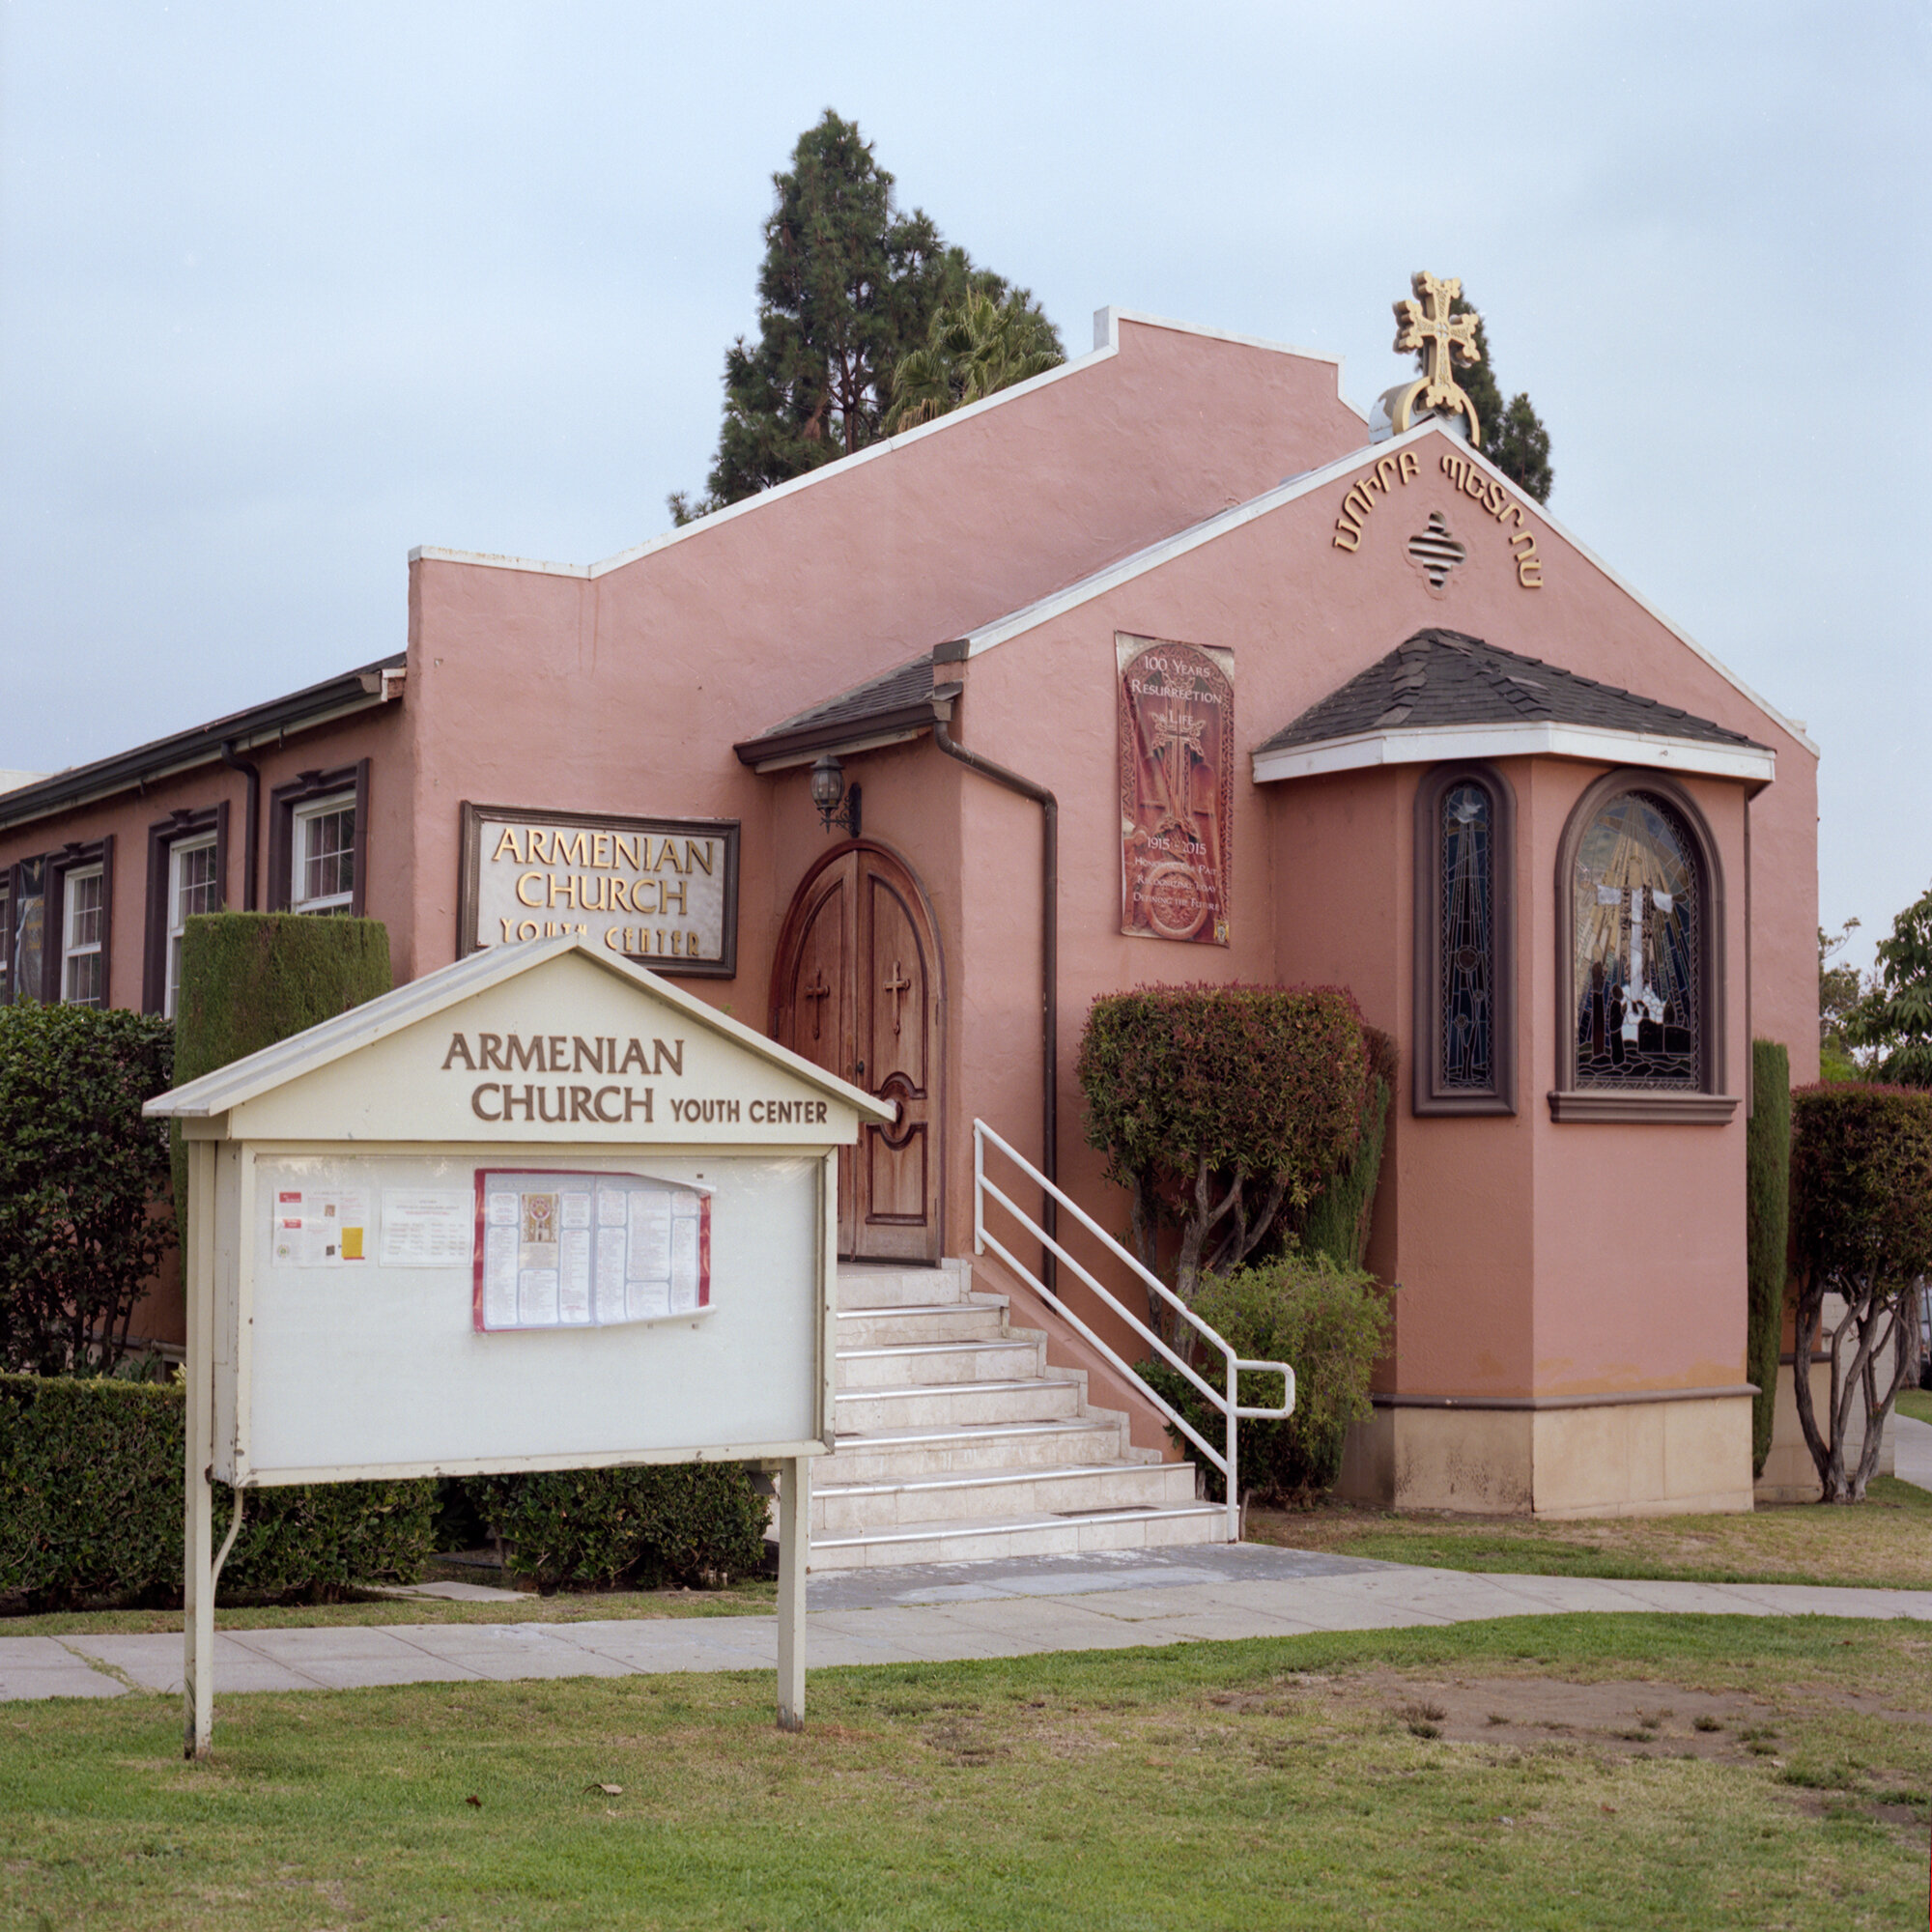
[1251,1473,1932,1590]
[0,1615,1925,1930]
[1897,1386,1932,1428]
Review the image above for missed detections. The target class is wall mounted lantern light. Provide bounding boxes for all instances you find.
[810,753,861,837]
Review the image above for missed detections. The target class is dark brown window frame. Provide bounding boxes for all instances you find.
[43,836,114,1008]
[1413,761,1517,1116]
[268,761,369,916]
[5,857,45,1008]
[143,803,229,1014]
[1550,768,1735,1124]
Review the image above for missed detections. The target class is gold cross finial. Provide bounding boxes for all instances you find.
[1381,270,1483,444]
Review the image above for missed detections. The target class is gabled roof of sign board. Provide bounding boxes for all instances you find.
[733,418,1814,760]
[145,937,891,1122]
[1258,630,1770,755]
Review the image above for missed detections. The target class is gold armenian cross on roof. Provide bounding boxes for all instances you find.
[1383,270,1483,445]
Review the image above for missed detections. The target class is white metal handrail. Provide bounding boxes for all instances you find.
[973,1119,1294,1543]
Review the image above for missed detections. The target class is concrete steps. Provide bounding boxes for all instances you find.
[800,1260,1225,1571]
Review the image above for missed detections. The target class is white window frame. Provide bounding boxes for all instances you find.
[165,833,220,1017]
[62,864,105,1007]
[0,879,11,1005]
[291,793,356,914]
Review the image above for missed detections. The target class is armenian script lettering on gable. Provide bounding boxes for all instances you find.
[459,805,740,978]
[1117,635,1234,948]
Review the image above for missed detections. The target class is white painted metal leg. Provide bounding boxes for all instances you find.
[776,1454,809,1731]
[183,1140,216,1758]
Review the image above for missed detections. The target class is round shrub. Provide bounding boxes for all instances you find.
[1137,1249,1391,1505]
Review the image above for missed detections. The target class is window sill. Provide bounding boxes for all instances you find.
[1413,1092,1516,1117]
[1547,1090,1739,1123]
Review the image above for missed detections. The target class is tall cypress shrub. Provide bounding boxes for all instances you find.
[170,913,392,1223]
[1300,1027,1397,1272]
[1746,1040,1792,1476]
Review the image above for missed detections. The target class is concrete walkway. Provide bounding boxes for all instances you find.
[6,1542,1931,1706]
[1895,1410,1932,1491]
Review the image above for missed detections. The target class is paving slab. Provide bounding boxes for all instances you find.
[1892,1412,1932,1492]
[7,1548,1932,1703]
[0,1642,126,1701]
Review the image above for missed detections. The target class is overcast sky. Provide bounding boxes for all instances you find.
[3,3,1924,967]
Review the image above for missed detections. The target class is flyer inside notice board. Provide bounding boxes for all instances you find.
[267,1166,713,1334]
[474,1169,712,1332]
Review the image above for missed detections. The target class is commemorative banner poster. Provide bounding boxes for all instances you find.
[1116,634,1234,947]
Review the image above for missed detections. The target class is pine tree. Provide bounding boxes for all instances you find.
[1429,295,1553,504]
[672,112,1059,521]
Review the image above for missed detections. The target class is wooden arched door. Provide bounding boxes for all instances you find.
[772,842,943,1262]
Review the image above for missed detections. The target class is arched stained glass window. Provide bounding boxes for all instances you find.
[1571,791,1699,1090]
[1414,764,1514,1116]
[1440,783,1493,1089]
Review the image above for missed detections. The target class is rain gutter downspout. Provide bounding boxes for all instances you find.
[218,740,261,911]
[928,679,1059,1289]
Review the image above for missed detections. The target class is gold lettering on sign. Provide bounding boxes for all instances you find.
[1439,453,1544,587]
[1331,448,1420,550]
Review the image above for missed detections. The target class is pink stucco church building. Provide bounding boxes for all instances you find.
[0,294,1820,1546]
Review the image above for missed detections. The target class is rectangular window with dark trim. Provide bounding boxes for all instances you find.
[0,879,10,1006]
[292,794,355,912]
[269,762,369,918]
[166,836,219,1015]
[62,866,104,1007]
[11,860,45,1006]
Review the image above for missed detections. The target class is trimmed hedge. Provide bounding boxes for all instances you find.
[0,1373,434,1610]
[1137,1249,1390,1505]
[1299,1026,1397,1272]
[170,911,393,1226]
[465,1464,771,1594]
[1746,1040,1792,1476]
[1077,984,1371,1310]
[0,1004,175,1375]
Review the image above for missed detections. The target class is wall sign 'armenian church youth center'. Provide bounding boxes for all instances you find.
[459,802,740,977]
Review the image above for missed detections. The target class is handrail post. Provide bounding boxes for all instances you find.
[974,1122,985,1255]
[1225,1354,1239,1544]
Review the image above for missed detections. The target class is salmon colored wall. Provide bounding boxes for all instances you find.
[1268,762,1539,1399]
[0,703,412,1009]
[402,318,1365,1009]
[1523,762,1749,1396]
[933,422,1811,1396]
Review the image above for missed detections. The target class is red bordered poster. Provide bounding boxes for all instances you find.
[470,1168,712,1332]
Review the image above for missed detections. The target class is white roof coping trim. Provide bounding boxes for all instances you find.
[952,421,1816,756]
[144,936,892,1123]
[1251,721,1776,788]
[409,309,1359,582]
[954,420,1441,659]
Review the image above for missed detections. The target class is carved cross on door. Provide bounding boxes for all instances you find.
[803,967,832,1041]
[882,959,912,1037]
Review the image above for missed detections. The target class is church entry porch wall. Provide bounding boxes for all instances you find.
[771,839,946,1264]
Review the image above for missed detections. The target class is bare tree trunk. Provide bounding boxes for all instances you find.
[1849,1300,1911,1500]
[1205,1176,1287,1278]
[1129,1174,1161,1334]
[1171,1157,1243,1341]
[1791,1284,1831,1491]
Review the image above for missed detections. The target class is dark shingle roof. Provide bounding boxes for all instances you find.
[764,650,938,736]
[732,650,940,767]
[1255,629,1767,755]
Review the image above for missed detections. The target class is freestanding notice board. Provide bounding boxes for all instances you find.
[145,937,889,1755]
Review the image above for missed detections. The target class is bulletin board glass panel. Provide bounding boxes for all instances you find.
[244,1150,818,1480]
